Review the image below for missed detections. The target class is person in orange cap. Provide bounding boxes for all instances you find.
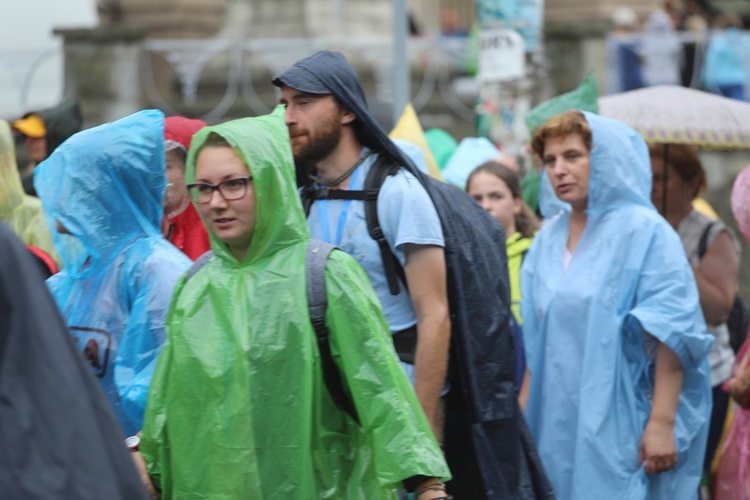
[12,99,82,196]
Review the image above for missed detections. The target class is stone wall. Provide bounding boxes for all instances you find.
[98,0,226,38]
[55,27,146,127]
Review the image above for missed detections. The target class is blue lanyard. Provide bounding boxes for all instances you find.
[318,167,361,246]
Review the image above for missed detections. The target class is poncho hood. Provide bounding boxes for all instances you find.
[0,120,25,217]
[583,111,653,216]
[273,50,416,174]
[164,116,206,151]
[186,106,308,265]
[34,110,167,275]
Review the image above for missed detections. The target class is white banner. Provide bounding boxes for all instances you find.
[478,29,525,83]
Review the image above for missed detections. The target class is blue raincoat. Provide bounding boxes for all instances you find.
[521,112,713,499]
[34,110,191,436]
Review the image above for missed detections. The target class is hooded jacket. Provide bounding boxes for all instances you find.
[33,110,191,436]
[20,99,83,196]
[521,112,713,499]
[162,116,210,260]
[0,120,57,262]
[0,223,148,500]
[140,108,449,499]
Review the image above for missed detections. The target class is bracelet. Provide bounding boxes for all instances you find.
[414,481,453,499]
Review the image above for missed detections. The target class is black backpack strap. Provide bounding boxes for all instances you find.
[184,250,214,284]
[303,189,369,201]
[698,221,718,259]
[363,155,407,296]
[299,154,406,296]
[306,240,360,424]
[300,182,316,217]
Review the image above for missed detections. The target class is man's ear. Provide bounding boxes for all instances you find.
[340,107,356,125]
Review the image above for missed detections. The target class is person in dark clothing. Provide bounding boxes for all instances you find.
[12,99,82,196]
[0,223,148,500]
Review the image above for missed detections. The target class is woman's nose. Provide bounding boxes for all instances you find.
[208,189,228,208]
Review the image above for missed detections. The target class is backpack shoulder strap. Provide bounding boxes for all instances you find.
[698,221,718,259]
[306,240,360,424]
[300,182,316,217]
[363,155,407,296]
[184,250,214,284]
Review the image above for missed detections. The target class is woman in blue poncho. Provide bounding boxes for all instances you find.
[521,110,713,499]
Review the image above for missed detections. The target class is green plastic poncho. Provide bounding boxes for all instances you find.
[140,107,449,499]
[0,119,57,262]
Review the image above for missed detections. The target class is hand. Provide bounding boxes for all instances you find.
[131,451,160,499]
[639,419,677,474]
[728,354,750,407]
[728,377,750,408]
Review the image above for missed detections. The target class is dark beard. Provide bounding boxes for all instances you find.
[292,122,342,185]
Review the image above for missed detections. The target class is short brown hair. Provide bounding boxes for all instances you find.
[531,111,593,159]
[648,143,706,199]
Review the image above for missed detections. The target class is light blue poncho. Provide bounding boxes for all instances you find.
[521,112,713,499]
[34,110,191,435]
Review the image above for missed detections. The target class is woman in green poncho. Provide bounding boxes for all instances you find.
[137,108,451,499]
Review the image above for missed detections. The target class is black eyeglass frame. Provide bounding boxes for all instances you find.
[186,176,254,204]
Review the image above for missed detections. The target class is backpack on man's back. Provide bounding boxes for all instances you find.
[302,154,554,499]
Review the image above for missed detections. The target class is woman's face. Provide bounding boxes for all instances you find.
[467,171,521,236]
[650,155,694,217]
[543,134,591,212]
[194,146,257,262]
[164,148,188,215]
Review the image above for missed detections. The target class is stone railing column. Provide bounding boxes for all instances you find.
[54,27,146,127]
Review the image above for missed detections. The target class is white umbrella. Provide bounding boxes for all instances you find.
[599,85,750,150]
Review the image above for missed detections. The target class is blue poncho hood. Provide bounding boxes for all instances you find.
[522,112,713,499]
[34,110,167,276]
[582,111,653,215]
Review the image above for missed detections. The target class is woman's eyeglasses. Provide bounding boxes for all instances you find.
[186,176,253,204]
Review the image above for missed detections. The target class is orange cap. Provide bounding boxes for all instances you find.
[12,114,46,138]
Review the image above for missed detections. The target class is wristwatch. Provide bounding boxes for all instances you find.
[125,435,141,452]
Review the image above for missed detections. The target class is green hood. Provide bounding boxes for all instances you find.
[185,106,309,265]
[142,107,448,498]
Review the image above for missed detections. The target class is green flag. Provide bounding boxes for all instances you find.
[524,72,599,133]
